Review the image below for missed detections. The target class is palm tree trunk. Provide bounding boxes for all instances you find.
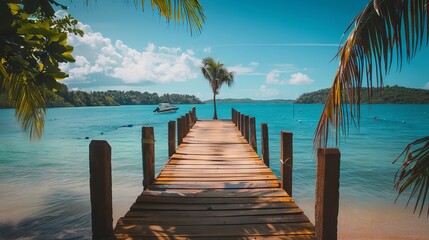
[213,93,218,120]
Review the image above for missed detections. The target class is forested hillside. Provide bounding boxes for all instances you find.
[295,86,429,104]
[0,84,202,108]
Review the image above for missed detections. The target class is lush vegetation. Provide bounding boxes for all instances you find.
[296,86,429,104]
[203,98,293,104]
[0,83,202,108]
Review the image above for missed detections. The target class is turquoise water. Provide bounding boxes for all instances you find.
[0,104,428,239]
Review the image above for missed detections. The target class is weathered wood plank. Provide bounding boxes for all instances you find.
[114,222,315,237]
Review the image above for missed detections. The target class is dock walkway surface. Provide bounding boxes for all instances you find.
[113,120,315,239]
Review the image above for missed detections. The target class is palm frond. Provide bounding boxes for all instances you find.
[314,0,429,216]
[393,136,429,216]
[315,0,429,150]
[2,73,46,141]
[144,0,205,35]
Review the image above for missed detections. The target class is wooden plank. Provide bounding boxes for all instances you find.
[124,208,304,218]
[141,189,290,198]
[120,214,311,226]
[136,196,294,204]
[114,222,315,237]
[115,234,315,240]
[130,202,299,211]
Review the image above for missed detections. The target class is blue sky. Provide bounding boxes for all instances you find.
[60,0,429,100]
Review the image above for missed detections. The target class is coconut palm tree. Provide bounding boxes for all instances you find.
[314,0,429,216]
[0,0,205,141]
[201,57,234,120]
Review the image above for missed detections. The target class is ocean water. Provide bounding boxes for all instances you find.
[0,104,428,239]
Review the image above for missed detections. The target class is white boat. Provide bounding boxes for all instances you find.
[153,103,179,114]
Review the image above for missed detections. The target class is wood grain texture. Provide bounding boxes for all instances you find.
[114,120,315,239]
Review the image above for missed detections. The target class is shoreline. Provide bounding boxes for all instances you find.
[298,199,429,240]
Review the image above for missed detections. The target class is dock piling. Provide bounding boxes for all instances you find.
[315,148,340,240]
[244,115,250,142]
[280,131,293,197]
[261,123,269,167]
[168,121,176,157]
[89,140,113,240]
[142,127,155,190]
[249,117,257,151]
[177,117,184,145]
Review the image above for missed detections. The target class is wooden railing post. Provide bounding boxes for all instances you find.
[232,108,235,123]
[261,123,269,167]
[280,131,293,196]
[249,117,257,152]
[168,121,176,157]
[142,127,155,190]
[192,107,197,122]
[236,112,241,131]
[185,113,190,135]
[240,114,245,136]
[181,115,187,138]
[177,117,184,145]
[235,111,239,126]
[89,140,113,240]
[315,148,340,240]
[244,115,250,142]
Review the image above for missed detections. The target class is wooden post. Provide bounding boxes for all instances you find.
[240,114,245,136]
[185,113,190,133]
[168,121,176,157]
[280,131,293,197]
[192,107,197,122]
[177,117,184,146]
[244,115,250,142]
[89,140,113,240]
[237,112,241,131]
[315,148,341,240]
[232,108,235,123]
[261,123,269,167]
[250,117,257,151]
[235,111,239,126]
[189,111,193,127]
[191,107,196,124]
[142,127,155,190]
[181,115,187,137]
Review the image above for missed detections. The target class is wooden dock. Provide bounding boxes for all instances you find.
[113,120,315,239]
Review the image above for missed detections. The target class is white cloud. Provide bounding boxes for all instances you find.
[265,70,314,85]
[288,72,314,85]
[424,82,429,89]
[61,23,200,84]
[259,84,279,97]
[228,62,259,75]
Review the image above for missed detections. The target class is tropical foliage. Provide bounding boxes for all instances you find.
[314,0,429,216]
[0,0,205,141]
[296,86,429,104]
[0,84,201,107]
[201,57,234,119]
[0,0,82,140]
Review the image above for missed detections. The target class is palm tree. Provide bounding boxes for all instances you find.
[0,0,205,141]
[315,0,429,216]
[201,57,234,119]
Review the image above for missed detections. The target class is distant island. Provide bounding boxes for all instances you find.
[295,85,429,104]
[0,84,202,108]
[203,98,294,104]
[2,85,427,109]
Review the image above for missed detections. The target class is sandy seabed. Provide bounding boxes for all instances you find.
[298,200,429,240]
